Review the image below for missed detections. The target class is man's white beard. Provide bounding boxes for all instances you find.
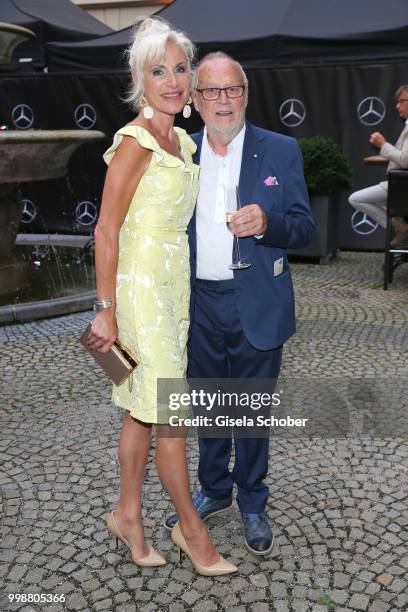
[209,119,245,145]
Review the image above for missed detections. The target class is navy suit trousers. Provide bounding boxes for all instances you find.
[188,279,282,513]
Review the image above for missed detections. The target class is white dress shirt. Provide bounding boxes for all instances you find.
[196,125,246,280]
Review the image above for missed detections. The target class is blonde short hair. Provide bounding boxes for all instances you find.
[125,17,195,109]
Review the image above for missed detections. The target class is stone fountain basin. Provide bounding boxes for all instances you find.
[0,22,36,65]
[0,130,106,183]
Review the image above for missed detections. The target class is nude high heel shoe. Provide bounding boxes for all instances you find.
[107,511,166,567]
[171,522,238,576]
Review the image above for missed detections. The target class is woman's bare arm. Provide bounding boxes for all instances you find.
[88,136,151,352]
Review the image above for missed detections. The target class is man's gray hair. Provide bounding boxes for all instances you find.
[192,52,248,90]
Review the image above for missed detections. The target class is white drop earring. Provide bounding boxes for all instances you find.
[140,95,154,119]
[182,97,192,119]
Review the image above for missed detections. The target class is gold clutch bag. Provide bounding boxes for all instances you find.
[80,324,139,386]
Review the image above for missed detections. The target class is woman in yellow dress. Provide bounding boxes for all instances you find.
[87,18,237,576]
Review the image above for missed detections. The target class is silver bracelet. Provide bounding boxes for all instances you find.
[93,299,113,312]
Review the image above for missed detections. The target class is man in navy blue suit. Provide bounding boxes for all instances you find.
[166,52,314,555]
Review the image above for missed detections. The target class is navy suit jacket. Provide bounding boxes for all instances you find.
[189,121,315,351]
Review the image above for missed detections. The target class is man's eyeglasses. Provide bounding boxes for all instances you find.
[397,98,408,104]
[195,85,246,101]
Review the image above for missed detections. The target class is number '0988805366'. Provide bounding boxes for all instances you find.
[8,593,66,603]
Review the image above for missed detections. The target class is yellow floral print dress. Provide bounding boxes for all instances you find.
[103,125,199,423]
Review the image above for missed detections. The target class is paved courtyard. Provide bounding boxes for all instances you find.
[1,251,408,612]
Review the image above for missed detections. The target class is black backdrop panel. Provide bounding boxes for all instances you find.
[246,62,407,250]
[1,61,407,248]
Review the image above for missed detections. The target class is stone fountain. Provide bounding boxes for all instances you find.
[0,130,105,257]
[0,22,104,321]
[0,130,105,297]
[0,22,36,65]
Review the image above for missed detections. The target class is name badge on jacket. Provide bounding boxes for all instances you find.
[273,257,283,277]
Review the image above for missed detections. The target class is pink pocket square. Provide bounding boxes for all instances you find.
[264,176,279,186]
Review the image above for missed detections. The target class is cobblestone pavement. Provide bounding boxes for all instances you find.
[1,251,408,612]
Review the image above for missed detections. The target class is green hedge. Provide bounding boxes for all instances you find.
[299,135,353,196]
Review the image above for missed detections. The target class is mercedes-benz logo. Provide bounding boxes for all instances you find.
[351,210,379,235]
[357,97,386,126]
[20,198,37,223]
[279,98,306,127]
[12,104,34,130]
[74,104,97,129]
[75,201,98,226]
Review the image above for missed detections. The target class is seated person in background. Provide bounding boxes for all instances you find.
[349,84,408,246]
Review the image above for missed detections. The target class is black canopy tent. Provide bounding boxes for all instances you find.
[47,24,132,73]
[0,0,111,72]
[157,0,408,65]
[2,0,408,249]
[47,0,408,72]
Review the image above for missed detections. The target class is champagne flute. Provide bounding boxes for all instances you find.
[225,187,251,270]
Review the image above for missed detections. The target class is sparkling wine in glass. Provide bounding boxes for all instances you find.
[225,187,251,270]
[226,212,234,232]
